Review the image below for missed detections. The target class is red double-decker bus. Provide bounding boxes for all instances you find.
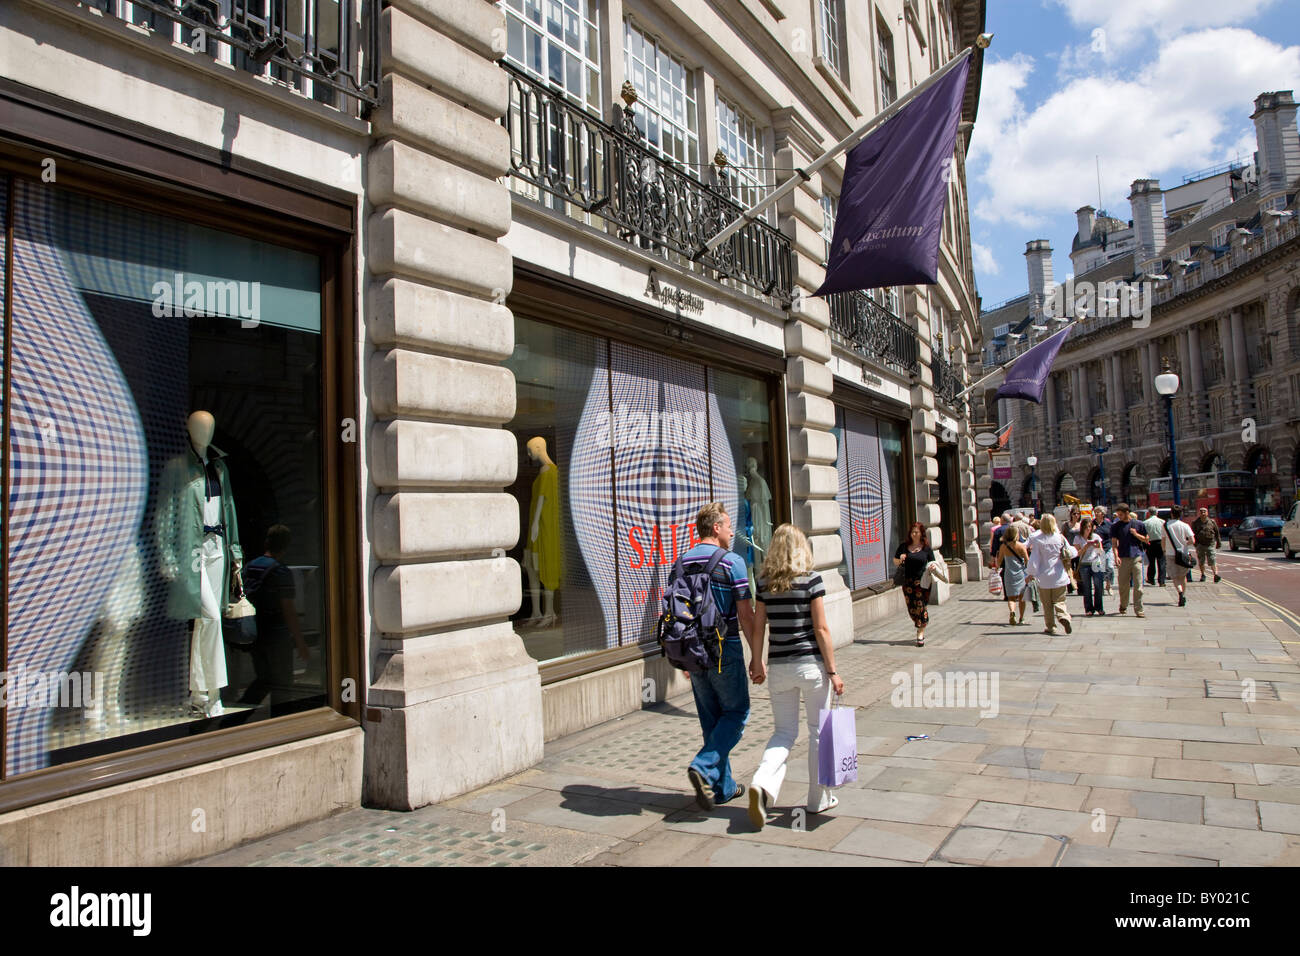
[1147,471,1254,529]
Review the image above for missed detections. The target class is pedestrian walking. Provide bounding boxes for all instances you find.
[1192,507,1222,583]
[1026,514,1074,635]
[747,524,845,830]
[1143,507,1167,586]
[987,515,1002,563]
[678,502,758,810]
[1073,516,1105,616]
[1066,507,1082,593]
[1165,505,1196,607]
[1111,503,1150,618]
[996,524,1030,625]
[1095,506,1115,595]
[893,521,936,646]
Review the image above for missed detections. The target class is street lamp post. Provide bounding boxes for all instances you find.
[1153,357,1182,506]
[1027,455,1040,516]
[1083,426,1115,507]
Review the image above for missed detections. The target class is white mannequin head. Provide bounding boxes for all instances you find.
[188,410,215,457]
[746,457,758,474]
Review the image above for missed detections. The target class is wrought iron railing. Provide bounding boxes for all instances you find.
[931,351,966,413]
[502,61,793,302]
[79,0,380,110]
[826,289,919,378]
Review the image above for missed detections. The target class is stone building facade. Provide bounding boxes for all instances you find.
[976,91,1300,541]
[0,0,985,864]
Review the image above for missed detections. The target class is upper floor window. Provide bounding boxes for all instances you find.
[876,15,897,107]
[624,22,699,167]
[820,192,837,264]
[503,0,601,113]
[715,95,769,220]
[928,4,940,72]
[817,0,847,81]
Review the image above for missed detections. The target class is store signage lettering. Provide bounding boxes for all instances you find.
[850,516,883,546]
[860,369,883,387]
[645,267,704,315]
[627,522,702,571]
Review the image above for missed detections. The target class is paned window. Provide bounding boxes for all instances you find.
[503,0,601,113]
[817,0,847,80]
[876,15,897,107]
[715,95,769,221]
[624,21,699,167]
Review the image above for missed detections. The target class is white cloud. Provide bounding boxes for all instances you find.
[967,28,1300,227]
[971,241,1000,277]
[1053,0,1282,53]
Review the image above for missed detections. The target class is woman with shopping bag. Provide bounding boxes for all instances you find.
[893,521,936,646]
[746,524,845,831]
[996,524,1030,625]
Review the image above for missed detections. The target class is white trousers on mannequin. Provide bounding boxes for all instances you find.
[190,528,227,711]
[750,658,835,811]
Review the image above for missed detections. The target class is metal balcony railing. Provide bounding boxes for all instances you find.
[502,61,793,303]
[931,350,966,413]
[826,289,920,379]
[80,0,380,110]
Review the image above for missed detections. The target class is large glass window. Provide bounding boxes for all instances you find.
[624,21,699,168]
[835,406,907,591]
[876,15,897,107]
[505,315,776,663]
[817,0,847,80]
[503,0,601,113]
[2,176,328,778]
[715,95,769,222]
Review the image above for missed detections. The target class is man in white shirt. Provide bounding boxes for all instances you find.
[1143,507,1166,587]
[1164,505,1196,608]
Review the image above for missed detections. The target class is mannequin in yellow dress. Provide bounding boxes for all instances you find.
[524,436,561,627]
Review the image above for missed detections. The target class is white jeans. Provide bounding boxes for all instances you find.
[751,657,835,811]
[189,529,228,704]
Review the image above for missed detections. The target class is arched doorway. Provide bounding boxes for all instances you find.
[1159,458,1171,478]
[1122,462,1146,508]
[1055,471,1078,507]
[990,481,1011,519]
[1247,447,1281,514]
[1088,467,1105,507]
[1200,451,1226,473]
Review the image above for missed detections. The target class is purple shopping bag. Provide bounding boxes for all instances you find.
[818,704,858,786]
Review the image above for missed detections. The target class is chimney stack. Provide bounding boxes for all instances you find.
[1075,206,1096,245]
[1024,240,1054,318]
[1128,179,1166,270]
[1252,91,1300,208]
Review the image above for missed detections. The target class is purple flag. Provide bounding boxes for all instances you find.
[994,326,1073,403]
[815,57,971,297]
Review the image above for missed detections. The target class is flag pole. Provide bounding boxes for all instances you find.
[956,356,1015,401]
[696,36,990,258]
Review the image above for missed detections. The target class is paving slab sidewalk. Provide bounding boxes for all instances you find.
[192,578,1300,867]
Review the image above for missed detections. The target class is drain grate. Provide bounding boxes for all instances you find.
[1204,679,1281,700]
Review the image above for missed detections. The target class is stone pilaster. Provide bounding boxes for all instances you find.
[773,123,850,647]
[910,291,941,549]
[362,0,542,809]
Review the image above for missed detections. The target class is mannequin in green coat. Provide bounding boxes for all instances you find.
[155,411,242,718]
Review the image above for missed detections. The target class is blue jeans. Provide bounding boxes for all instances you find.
[689,638,750,801]
[1080,564,1105,614]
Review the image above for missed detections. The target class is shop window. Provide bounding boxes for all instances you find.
[505,316,775,663]
[834,406,906,590]
[2,176,328,777]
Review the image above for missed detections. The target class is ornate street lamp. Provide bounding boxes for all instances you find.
[1083,426,1115,506]
[1153,357,1182,506]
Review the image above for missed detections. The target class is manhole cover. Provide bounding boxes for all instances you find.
[1204,679,1280,700]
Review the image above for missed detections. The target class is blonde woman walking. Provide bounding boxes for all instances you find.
[996,524,1029,625]
[1026,513,1075,635]
[747,524,845,830]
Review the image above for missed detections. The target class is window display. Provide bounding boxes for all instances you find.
[834,406,907,591]
[505,316,777,664]
[1,175,328,777]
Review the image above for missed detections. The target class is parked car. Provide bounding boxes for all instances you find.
[1284,502,1300,559]
[1229,515,1284,552]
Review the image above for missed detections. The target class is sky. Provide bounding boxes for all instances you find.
[966,0,1300,309]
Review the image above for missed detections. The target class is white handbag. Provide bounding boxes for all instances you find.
[920,559,949,587]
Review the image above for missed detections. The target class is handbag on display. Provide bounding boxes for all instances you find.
[223,573,258,647]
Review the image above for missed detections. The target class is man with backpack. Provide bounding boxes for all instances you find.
[661,502,758,810]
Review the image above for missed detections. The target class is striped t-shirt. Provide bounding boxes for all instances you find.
[757,572,826,661]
